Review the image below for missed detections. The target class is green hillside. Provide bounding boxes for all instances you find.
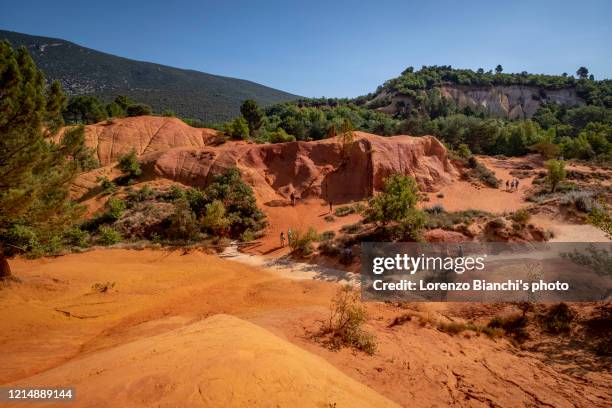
[0,29,299,122]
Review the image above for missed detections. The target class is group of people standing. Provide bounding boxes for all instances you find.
[280,228,294,248]
[505,178,520,191]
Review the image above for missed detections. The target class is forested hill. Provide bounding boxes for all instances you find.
[0,29,299,122]
[356,65,612,120]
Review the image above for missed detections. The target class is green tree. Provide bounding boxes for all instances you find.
[63,95,107,124]
[201,200,230,236]
[240,99,263,135]
[545,159,566,193]
[105,101,125,118]
[126,103,152,117]
[166,198,200,241]
[495,64,503,74]
[118,149,142,180]
[113,95,131,110]
[576,67,589,79]
[223,116,249,140]
[0,41,87,277]
[366,174,420,226]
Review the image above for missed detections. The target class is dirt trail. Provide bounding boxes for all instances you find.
[425,155,536,213]
[221,241,358,284]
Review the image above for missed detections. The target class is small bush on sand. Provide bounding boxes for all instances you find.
[97,226,122,246]
[540,303,575,334]
[487,218,505,229]
[117,149,142,181]
[510,209,531,226]
[96,176,117,195]
[324,214,335,222]
[425,204,445,214]
[340,222,363,234]
[488,314,529,342]
[318,285,377,355]
[334,206,353,217]
[289,227,319,255]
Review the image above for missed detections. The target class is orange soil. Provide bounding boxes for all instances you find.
[424,155,536,213]
[1,250,610,407]
[247,198,362,256]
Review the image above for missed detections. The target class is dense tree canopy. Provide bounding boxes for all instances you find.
[0,41,91,276]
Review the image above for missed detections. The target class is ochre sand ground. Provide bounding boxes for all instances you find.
[1,249,610,407]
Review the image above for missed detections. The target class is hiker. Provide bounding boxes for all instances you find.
[511,179,516,191]
[515,178,520,190]
[505,180,509,191]
[290,192,295,206]
[329,201,333,213]
[287,228,293,247]
[280,231,285,247]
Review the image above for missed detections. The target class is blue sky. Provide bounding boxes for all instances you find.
[1,0,610,97]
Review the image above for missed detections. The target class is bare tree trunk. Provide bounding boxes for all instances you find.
[0,251,11,279]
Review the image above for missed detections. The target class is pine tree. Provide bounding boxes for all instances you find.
[0,41,88,278]
[240,99,263,135]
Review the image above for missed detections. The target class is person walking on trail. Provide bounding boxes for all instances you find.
[329,201,333,214]
[287,228,293,247]
[290,192,295,206]
[280,231,285,247]
[515,178,520,191]
[506,180,509,191]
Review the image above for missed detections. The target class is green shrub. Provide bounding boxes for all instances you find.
[202,168,266,237]
[201,200,230,236]
[6,224,40,252]
[223,116,250,140]
[425,204,445,214]
[97,176,117,195]
[318,286,377,355]
[118,149,142,180]
[63,227,90,247]
[487,218,505,229]
[126,185,156,204]
[166,198,200,241]
[340,222,362,234]
[106,198,126,221]
[126,103,152,117]
[540,303,575,334]
[97,226,122,246]
[289,227,319,255]
[366,174,419,225]
[395,208,428,241]
[334,206,353,217]
[488,314,529,342]
[510,209,531,225]
[266,128,296,143]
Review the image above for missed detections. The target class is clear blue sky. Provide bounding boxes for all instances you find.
[1,0,611,97]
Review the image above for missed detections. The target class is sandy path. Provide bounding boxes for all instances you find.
[424,156,536,213]
[221,242,358,284]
